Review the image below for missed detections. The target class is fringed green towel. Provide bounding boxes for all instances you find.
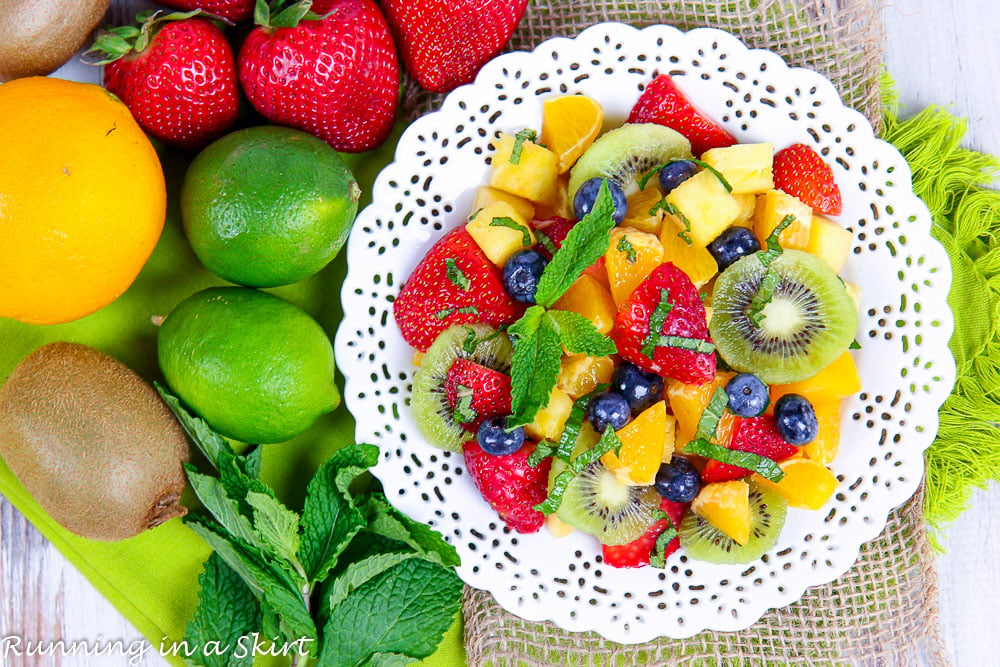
[881,81,1000,536]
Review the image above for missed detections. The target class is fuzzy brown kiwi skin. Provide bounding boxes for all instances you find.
[0,342,190,541]
[0,0,111,82]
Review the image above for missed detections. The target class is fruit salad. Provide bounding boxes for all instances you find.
[393,74,861,568]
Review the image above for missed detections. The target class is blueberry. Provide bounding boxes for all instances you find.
[610,362,664,415]
[502,248,548,303]
[773,394,819,445]
[658,160,698,194]
[573,177,627,225]
[587,391,631,433]
[654,457,701,503]
[707,226,761,270]
[725,373,769,418]
[477,416,526,456]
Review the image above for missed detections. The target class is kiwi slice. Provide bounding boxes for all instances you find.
[552,431,662,546]
[679,483,788,564]
[568,123,693,202]
[710,250,858,384]
[411,323,512,452]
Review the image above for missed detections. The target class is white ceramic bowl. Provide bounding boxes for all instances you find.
[334,23,955,643]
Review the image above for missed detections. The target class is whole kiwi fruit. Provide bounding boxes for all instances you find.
[0,342,190,541]
[0,0,110,82]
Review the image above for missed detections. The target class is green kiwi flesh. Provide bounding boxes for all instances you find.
[552,432,662,546]
[710,250,858,384]
[679,483,787,564]
[568,123,693,201]
[410,324,513,452]
[0,343,190,541]
[0,0,111,82]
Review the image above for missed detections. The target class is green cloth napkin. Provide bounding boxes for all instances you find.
[0,128,466,666]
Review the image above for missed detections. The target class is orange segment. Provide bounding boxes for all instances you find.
[622,185,666,234]
[605,227,664,306]
[601,401,667,486]
[691,480,751,545]
[803,400,841,464]
[771,351,861,404]
[667,372,735,449]
[754,458,838,509]
[541,95,605,174]
[552,274,616,335]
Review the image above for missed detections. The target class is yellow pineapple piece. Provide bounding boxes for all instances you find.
[535,174,573,219]
[552,274,616,335]
[701,142,775,195]
[805,215,853,273]
[754,458,837,510]
[771,351,861,404]
[662,413,677,463]
[753,190,813,250]
[803,400,842,464]
[557,354,615,399]
[691,480,751,545]
[473,186,535,222]
[659,211,718,287]
[545,513,576,538]
[602,401,667,486]
[466,201,535,266]
[665,169,742,247]
[525,386,573,442]
[733,194,757,227]
[622,185,666,234]
[605,227,664,306]
[490,133,560,205]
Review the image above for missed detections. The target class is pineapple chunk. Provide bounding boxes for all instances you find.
[525,386,573,442]
[733,194,756,227]
[534,174,573,219]
[545,513,576,538]
[753,190,813,250]
[665,169,742,247]
[467,201,535,266]
[701,142,775,195]
[659,211,718,287]
[473,186,535,222]
[662,413,677,463]
[606,227,664,306]
[622,185,666,234]
[552,274,616,334]
[692,480,751,545]
[806,215,853,273]
[490,133,560,206]
[557,354,615,398]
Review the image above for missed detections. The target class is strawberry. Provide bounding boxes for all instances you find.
[463,440,551,533]
[629,74,736,155]
[238,0,399,152]
[93,12,239,150]
[613,263,716,384]
[157,0,254,23]
[773,143,843,216]
[381,0,528,93]
[394,226,523,351]
[531,216,574,259]
[701,415,799,483]
[445,359,512,431]
[602,499,686,568]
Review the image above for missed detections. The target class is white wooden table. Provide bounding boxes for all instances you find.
[2,2,999,665]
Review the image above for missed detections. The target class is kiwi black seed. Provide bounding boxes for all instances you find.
[568,123,693,202]
[710,250,858,384]
[0,342,190,541]
[410,323,513,452]
[679,483,788,565]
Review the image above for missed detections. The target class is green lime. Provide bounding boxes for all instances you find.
[157,287,340,444]
[181,126,360,288]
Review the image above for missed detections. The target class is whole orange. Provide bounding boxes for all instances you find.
[0,77,166,325]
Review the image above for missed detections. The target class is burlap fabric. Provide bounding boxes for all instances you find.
[404,1,948,664]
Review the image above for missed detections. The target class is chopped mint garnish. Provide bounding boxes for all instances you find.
[656,335,717,354]
[617,236,637,264]
[509,129,538,165]
[649,511,679,569]
[534,426,623,514]
[694,387,730,442]
[445,258,470,291]
[453,387,477,424]
[490,216,532,246]
[684,438,785,482]
[850,339,862,350]
[665,203,693,245]
[641,288,674,359]
[534,228,558,255]
[434,305,478,320]
[747,214,797,326]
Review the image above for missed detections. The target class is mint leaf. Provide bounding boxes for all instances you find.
[641,288,674,359]
[534,181,617,308]
[664,203,693,245]
[683,439,785,482]
[325,553,418,612]
[184,554,260,667]
[246,491,301,565]
[509,129,537,165]
[694,387,730,442]
[526,440,559,467]
[535,426,622,514]
[850,339,861,350]
[360,496,460,568]
[157,384,231,471]
[648,514,678,569]
[747,266,782,326]
[490,217,532,247]
[318,558,463,666]
[434,305,478,320]
[364,654,415,667]
[616,236,637,264]
[185,465,263,554]
[759,215,796,267]
[534,228,558,255]
[546,310,616,357]
[453,389,477,424]
[507,306,563,428]
[243,445,263,480]
[298,445,377,585]
[656,335,716,354]
[444,258,470,291]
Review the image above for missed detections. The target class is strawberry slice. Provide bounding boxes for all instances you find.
[531,216,575,259]
[773,143,843,216]
[445,359,512,431]
[463,440,551,533]
[612,262,715,384]
[629,74,736,155]
[602,499,687,568]
[393,226,522,351]
[701,415,799,483]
